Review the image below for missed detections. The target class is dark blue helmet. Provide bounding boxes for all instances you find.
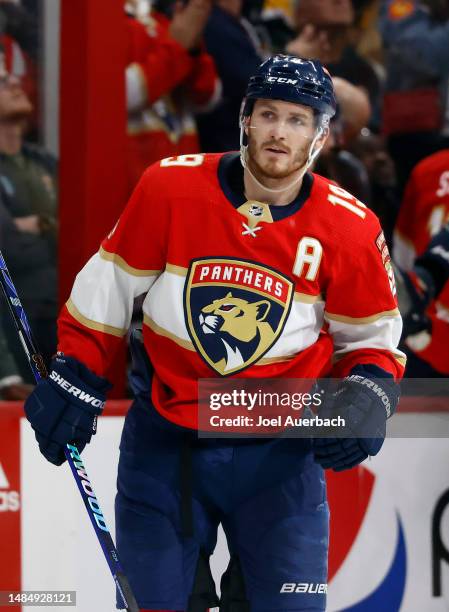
[241,55,337,122]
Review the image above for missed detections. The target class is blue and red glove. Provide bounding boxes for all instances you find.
[313,365,400,472]
[395,222,449,336]
[24,354,112,466]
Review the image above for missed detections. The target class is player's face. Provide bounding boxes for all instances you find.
[246,99,322,180]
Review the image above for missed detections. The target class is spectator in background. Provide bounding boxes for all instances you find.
[314,76,373,204]
[259,0,296,51]
[287,0,382,130]
[125,0,221,192]
[0,59,57,383]
[352,0,385,65]
[0,0,39,140]
[379,0,449,190]
[393,148,449,376]
[314,107,372,204]
[350,129,401,247]
[196,0,265,152]
[293,0,355,60]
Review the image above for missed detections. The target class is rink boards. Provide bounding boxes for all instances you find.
[0,401,448,611]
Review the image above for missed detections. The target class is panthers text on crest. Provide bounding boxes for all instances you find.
[191,261,288,301]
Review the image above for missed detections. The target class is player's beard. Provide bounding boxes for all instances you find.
[247,133,310,181]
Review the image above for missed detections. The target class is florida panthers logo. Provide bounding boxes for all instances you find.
[184,258,294,375]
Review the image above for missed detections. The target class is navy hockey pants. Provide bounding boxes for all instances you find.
[115,398,329,611]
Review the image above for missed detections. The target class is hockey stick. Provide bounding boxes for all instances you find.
[0,250,139,612]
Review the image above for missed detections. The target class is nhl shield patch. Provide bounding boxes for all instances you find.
[184,258,294,376]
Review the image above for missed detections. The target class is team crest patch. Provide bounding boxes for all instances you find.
[184,258,294,376]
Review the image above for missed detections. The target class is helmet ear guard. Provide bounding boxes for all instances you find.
[239,98,252,168]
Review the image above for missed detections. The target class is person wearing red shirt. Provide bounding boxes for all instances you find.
[125,0,221,193]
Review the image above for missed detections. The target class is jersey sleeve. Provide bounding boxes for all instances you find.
[125,15,194,112]
[57,164,169,377]
[187,50,222,111]
[324,212,406,380]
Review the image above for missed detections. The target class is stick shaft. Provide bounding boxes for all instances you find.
[0,250,139,612]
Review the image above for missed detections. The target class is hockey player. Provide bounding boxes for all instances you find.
[396,220,449,340]
[125,0,221,193]
[394,149,449,376]
[24,56,404,612]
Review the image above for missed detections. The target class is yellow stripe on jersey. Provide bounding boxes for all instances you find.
[294,292,324,304]
[144,315,311,365]
[333,349,407,366]
[99,246,161,277]
[255,355,294,366]
[325,308,400,325]
[166,263,188,276]
[66,298,127,337]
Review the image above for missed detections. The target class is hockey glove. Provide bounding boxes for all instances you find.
[24,354,112,466]
[313,365,400,472]
[394,263,433,336]
[395,223,449,336]
[415,221,449,299]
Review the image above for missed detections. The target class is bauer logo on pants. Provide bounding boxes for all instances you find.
[184,258,294,376]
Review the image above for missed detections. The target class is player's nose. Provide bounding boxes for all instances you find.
[268,117,288,140]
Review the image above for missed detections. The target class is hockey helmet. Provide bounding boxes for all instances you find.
[239,55,336,173]
[240,55,337,126]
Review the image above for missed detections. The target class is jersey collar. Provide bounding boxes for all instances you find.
[217,152,314,221]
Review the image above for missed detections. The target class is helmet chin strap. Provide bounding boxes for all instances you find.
[240,126,325,195]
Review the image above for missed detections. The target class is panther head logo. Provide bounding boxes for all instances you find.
[198,292,275,372]
[185,258,294,375]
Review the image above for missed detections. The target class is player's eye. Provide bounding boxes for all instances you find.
[261,110,275,120]
[290,116,305,126]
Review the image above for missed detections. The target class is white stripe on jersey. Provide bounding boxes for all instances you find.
[326,311,406,362]
[70,252,160,332]
[393,230,416,271]
[143,269,326,358]
[263,300,325,359]
[143,270,190,341]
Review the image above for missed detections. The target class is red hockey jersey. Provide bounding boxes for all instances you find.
[125,13,220,193]
[59,153,405,429]
[394,150,449,373]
